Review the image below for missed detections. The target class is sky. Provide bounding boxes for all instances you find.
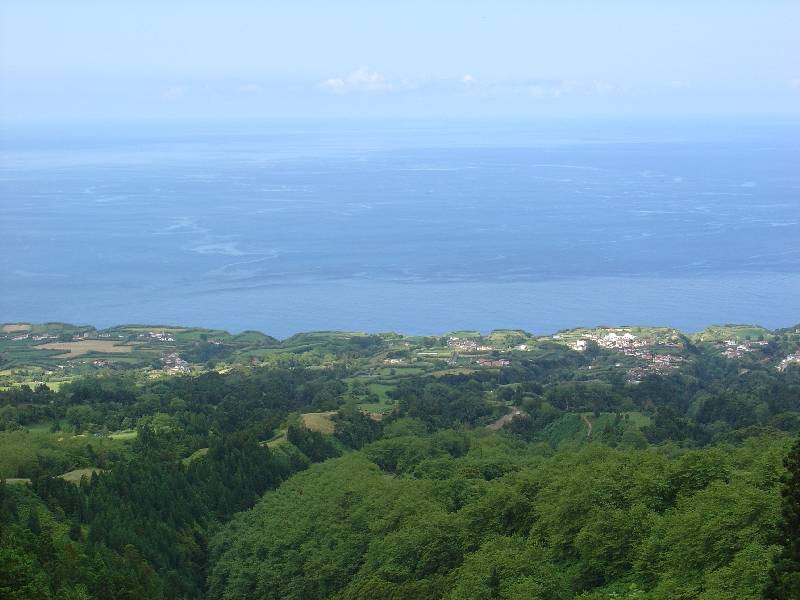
[1,0,799,120]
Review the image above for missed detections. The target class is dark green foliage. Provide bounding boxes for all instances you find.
[187,433,293,519]
[211,435,791,599]
[0,482,165,599]
[2,323,800,598]
[333,405,383,449]
[392,381,494,429]
[286,422,340,462]
[179,340,233,364]
[766,434,800,598]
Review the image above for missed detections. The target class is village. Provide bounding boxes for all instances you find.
[3,322,800,393]
[161,352,190,373]
[137,331,177,342]
[560,328,688,383]
[718,338,770,359]
[445,337,511,368]
[778,351,800,372]
[446,337,494,352]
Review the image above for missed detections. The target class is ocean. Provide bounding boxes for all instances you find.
[1,118,798,337]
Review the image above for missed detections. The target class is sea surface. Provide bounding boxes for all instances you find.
[1,118,798,337]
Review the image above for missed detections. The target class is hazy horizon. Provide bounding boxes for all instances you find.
[2,3,799,335]
[2,1,799,121]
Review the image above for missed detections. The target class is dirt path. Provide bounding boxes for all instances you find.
[581,414,593,437]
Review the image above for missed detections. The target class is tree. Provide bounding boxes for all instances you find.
[766,435,800,598]
[0,546,51,600]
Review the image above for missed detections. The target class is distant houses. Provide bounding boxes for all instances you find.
[778,351,800,371]
[161,352,189,372]
[476,358,510,368]
[139,331,176,342]
[447,337,479,352]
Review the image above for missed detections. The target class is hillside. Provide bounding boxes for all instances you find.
[1,321,799,598]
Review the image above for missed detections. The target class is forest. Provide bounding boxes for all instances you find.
[1,322,799,599]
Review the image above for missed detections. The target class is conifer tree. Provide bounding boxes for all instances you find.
[766,435,800,598]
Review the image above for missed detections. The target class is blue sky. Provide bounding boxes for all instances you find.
[1,1,798,120]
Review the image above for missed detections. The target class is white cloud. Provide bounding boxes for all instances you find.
[318,67,397,94]
[461,74,476,84]
[790,78,800,91]
[162,85,189,100]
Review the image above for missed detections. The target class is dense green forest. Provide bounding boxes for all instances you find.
[1,322,799,598]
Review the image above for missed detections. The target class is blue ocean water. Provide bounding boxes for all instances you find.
[1,119,798,337]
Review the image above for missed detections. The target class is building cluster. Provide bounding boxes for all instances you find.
[569,330,654,353]
[139,331,176,342]
[720,339,768,359]
[476,358,510,368]
[383,358,404,365]
[5,333,31,341]
[597,331,640,349]
[3,331,91,342]
[570,330,662,359]
[564,330,691,382]
[447,337,492,352]
[161,352,189,372]
[626,353,685,383]
[571,339,588,352]
[777,351,800,372]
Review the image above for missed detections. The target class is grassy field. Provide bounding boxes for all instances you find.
[2,380,72,393]
[1,323,31,333]
[446,330,483,339]
[264,429,288,448]
[366,382,394,401]
[109,429,137,441]
[35,340,136,357]
[25,420,66,433]
[486,329,530,347]
[114,326,189,333]
[59,467,105,483]
[301,412,336,434]
[693,325,773,342]
[182,447,209,465]
[429,367,479,377]
[377,366,425,378]
[358,400,394,416]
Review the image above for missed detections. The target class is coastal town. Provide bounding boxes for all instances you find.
[557,328,687,382]
[719,338,770,359]
[2,322,800,390]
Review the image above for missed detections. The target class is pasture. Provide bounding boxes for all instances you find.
[182,447,209,465]
[109,429,137,441]
[36,340,136,357]
[60,467,105,483]
[301,412,336,434]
